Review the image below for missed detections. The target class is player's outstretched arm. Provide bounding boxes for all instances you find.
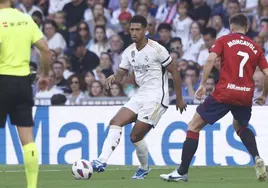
[34,38,51,77]
[105,68,128,89]
[167,62,187,113]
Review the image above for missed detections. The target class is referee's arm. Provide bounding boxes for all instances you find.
[34,39,51,76]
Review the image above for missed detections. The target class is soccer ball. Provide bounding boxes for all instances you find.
[71,159,93,180]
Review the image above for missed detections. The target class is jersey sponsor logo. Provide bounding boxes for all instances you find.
[227,39,258,54]
[145,55,149,62]
[227,83,251,92]
[133,64,150,73]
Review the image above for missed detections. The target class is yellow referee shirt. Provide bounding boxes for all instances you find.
[0,8,43,76]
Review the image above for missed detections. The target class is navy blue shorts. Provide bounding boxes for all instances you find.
[196,95,252,126]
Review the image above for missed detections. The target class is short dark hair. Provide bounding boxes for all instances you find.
[229,13,248,28]
[170,37,182,44]
[32,11,43,20]
[157,23,172,32]
[202,27,217,39]
[185,65,200,77]
[260,18,268,24]
[228,0,240,5]
[130,15,147,28]
[52,61,64,68]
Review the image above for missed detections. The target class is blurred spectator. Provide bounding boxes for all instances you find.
[43,20,67,55]
[71,40,100,74]
[136,3,150,18]
[89,80,104,97]
[83,0,95,21]
[83,71,96,93]
[118,12,133,50]
[170,51,179,62]
[97,52,114,74]
[139,0,158,17]
[109,35,124,72]
[253,35,265,50]
[188,0,211,27]
[155,0,177,24]
[205,76,216,96]
[259,18,268,52]
[211,0,225,16]
[35,70,64,105]
[95,16,117,39]
[51,94,67,105]
[182,65,200,98]
[111,0,135,25]
[197,27,217,67]
[176,59,188,74]
[146,16,159,40]
[84,1,111,22]
[54,11,69,47]
[66,74,86,105]
[50,49,58,63]
[211,14,230,39]
[32,10,43,29]
[107,83,126,97]
[170,37,185,59]
[63,0,87,31]
[253,71,268,104]
[89,26,110,57]
[183,21,205,62]
[48,0,71,15]
[52,62,68,92]
[172,1,193,48]
[76,21,92,50]
[58,56,74,80]
[17,0,43,16]
[223,0,241,28]
[157,23,172,51]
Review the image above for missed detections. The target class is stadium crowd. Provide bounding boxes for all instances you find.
[11,0,268,105]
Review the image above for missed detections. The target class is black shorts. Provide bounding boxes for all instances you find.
[0,75,34,128]
[197,95,251,126]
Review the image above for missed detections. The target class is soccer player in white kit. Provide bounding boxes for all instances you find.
[91,15,187,179]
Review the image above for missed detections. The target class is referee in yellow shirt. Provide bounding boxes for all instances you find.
[0,1,51,188]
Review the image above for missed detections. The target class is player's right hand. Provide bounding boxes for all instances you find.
[195,85,206,100]
[254,95,267,106]
[38,76,49,91]
[105,75,116,89]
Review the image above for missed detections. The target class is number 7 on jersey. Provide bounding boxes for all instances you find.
[237,51,249,78]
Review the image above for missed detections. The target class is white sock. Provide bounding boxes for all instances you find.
[133,139,149,170]
[98,125,122,163]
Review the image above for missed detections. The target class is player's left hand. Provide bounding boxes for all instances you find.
[176,99,187,114]
[254,95,267,106]
[195,85,206,100]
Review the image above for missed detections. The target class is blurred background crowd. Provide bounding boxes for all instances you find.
[10,0,268,105]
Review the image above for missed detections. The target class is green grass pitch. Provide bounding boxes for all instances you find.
[0,165,267,188]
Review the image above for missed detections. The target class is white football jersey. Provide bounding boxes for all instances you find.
[119,39,172,107]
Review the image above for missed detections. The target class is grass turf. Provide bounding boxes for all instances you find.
[0,165,267,188]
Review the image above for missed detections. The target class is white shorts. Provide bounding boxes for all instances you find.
[123,97,167,127]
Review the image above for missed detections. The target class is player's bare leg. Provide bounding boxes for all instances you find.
[17,126,39,188]
[160,112,207,182]
[92,107,137,172]
[130,120,152,179]
[233,119,267,181]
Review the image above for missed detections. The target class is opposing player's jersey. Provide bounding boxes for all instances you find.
[210,33,268,106]
[119,39,172,107]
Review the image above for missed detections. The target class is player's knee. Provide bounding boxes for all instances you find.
[130,132,143,143]
[188,121,202,133]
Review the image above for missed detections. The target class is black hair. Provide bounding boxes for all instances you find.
[202,27,217,39]
[32,11,43,20]
[185,65,200,77]
[130,15,147,28]
[228,0,240,5]
[170,37,182,44]
[157,23,172,32]
[229,13,248,28]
